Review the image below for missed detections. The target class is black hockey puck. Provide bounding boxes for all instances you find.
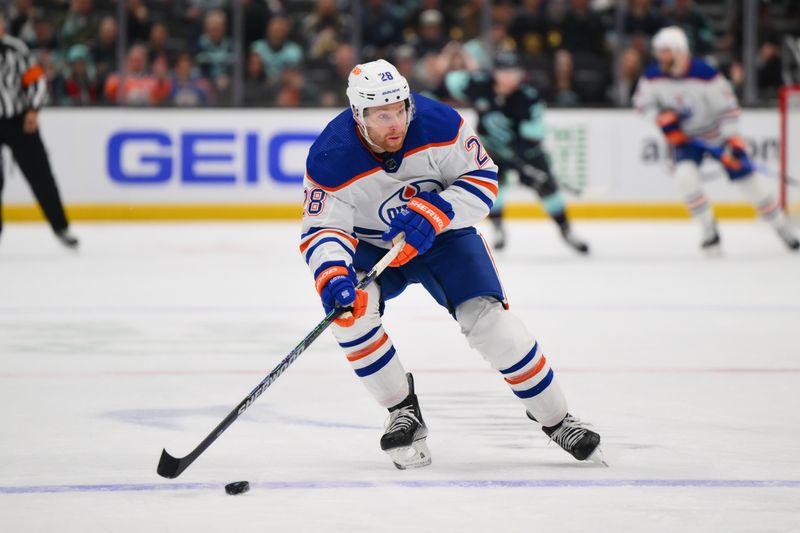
[225,481,250,495]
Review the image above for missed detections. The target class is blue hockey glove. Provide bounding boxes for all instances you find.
[719,136,753,179]
[314,262,367,327]
[382,191,454,266]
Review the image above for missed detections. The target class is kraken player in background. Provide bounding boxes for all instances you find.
[440,46,588,253]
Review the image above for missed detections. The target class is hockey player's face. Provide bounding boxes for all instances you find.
[655,48,675,73]
[494,69,523,96]
[364,101,408,153]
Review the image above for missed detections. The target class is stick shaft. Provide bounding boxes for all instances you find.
[157,237,405,478]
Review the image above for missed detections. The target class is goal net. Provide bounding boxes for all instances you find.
[780,85,800,222]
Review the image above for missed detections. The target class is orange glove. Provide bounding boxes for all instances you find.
[657,109,690,145]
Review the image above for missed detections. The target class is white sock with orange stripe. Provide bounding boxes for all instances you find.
[734,174,792,231]
[456,297,568,427]
[330,280,409,408]
[675,161,716,237]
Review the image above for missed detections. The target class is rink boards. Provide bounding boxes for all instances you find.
[1,107,782,221]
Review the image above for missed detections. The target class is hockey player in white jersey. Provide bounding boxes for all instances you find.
[300,59,603,470]
[634,26,799,252]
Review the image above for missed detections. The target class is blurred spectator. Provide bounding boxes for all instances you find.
[408,9,450,58]
[147,22,179,65]
[302,0,350,61]
[625,0,665,40]
[29,17,59,54]
[241,0,272,48]
[91,16,118,86]
[361,0,405,58]
[664,0,714,55]
[185,0,229,24]
[195,10,233,91]
[243,50,271,106]
[104,45,171,105]
[271,66,318,107]
[726,1,784,96]
[464,20,515,70]
[510,0,553,58]
[393,44,421,88]
[169,53,213,107]
[55,0,100,50]
[51,44,100,106]
[126,0,152,45]
[9,0,37,45]
[614,47,642,106]
[552,48,580,106]
[406,0,457,39]
[458,0,486,42]
[251,15,303,80]
[318,43,355,106]
[557,0,607,55]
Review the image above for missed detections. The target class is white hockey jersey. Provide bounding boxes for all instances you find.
[300,93,499,278]
[633,58,741,143]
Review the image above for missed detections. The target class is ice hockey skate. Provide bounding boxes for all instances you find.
[527,412,606,466]
[701,224,721,255]
[491,218,507,250]
[380,374,431,470]
[55,229,79,249]
[559,225,590,254]
[776,225,799,251]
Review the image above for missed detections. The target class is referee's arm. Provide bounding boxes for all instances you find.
[17,40,47,132]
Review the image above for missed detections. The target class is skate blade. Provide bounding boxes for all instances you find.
[702,244,722,258]
[587,446,609,467]
[387,438,432,470]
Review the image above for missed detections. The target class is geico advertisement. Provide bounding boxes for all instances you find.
[1,108,780,204]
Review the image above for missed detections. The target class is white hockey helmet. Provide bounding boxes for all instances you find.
[346,59,415,149]
[652,26,690,56]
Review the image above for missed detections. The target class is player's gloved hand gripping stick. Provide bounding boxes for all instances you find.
[382,191,454,266]
[690,137,800,187]
[156,234,406,479]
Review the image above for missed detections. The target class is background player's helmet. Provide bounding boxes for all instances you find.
[346,59,415,149]
[494,49,521,71]
[652,26,690,57]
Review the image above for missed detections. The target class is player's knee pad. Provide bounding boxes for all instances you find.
[455,296,535,370]
[674,161,713,216]
[674,161,703,196]
[330,277,382,343]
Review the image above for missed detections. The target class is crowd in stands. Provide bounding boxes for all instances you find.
[4,0,799,108]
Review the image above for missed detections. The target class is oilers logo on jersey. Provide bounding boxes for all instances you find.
[379,179,445,225]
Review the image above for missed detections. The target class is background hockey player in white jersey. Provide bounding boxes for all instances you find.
[301,59,603,469]
[633,26,799,252]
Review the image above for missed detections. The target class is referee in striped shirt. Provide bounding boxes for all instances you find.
[0,12,78,248]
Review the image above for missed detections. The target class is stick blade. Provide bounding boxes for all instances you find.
[157,448,183,479]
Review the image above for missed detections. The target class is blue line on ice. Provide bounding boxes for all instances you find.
[2,480,800,494]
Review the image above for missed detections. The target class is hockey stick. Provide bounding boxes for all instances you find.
[690,138,800,187]
[156,235,406,479]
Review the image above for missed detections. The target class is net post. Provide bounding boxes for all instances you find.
[780,86,788,211]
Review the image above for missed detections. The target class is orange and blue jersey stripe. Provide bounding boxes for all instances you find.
[453,169,498,210]
[300,227,358,263]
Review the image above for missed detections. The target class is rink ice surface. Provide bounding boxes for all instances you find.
[0,220,799,532]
